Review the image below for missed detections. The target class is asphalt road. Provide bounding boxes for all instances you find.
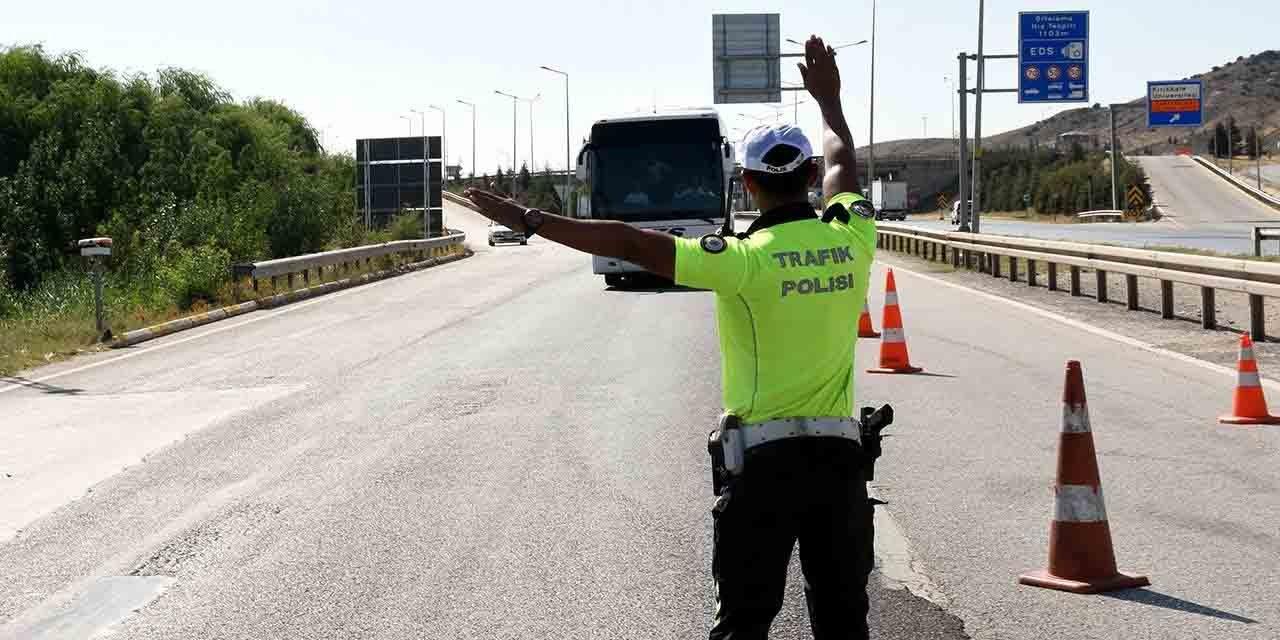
[0,203,964,639]
[906,155,1280,254]
[2,202,1277,639]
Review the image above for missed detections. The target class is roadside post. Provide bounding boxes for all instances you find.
[78,237,113,341]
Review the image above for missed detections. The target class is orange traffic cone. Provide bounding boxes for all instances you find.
[1219,333,1280,425]
[1020,361,1150,594]
[857,300,881,338]
[867,269,923,374]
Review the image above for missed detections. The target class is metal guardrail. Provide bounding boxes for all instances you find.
[232,233,466,292]
[1075,210,1125,222]
[1192,155,1280,211]
[877,223,1280,339]
[1254,227,1280,258]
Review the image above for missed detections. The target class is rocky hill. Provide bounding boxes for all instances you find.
[860,49,1280,158]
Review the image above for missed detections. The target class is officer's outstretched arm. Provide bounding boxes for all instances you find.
[797,35,860,203]
[463,188,676,279]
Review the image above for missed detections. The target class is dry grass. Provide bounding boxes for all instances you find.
[0,247,457,377]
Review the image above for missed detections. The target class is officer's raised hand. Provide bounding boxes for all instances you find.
[797,36,841,104]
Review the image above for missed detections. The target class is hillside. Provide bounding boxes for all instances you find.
[860,49,1280,158]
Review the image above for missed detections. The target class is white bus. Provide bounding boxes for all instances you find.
[576,109,736,287]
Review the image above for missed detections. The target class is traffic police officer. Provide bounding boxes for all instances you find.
[464,36,876,639]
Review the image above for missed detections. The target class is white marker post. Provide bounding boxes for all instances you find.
[78,237,113,340]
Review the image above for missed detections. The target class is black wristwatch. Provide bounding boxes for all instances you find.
[522,208,546,238]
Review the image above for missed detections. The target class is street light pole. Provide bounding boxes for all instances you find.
[495,90,520,195]
[429,105,448,235]
[523,94,540,172]
[946,76,956,138]
[457,99,476,184]
[400,114,413,136]
[971,0,985,234]
[410,109,428,237]
[430,105,447,182]
[540,66,572,215]
[868,0,878,188]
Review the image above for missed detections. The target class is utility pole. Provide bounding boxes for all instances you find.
[1228,120,1234,175]
[400,115,413,136]
[540,66,572,216]
[1257,126,1264,191]
[923,116,928,138]
[958,53,970,232]
[868,0,878,186]
[1109,104,1120,211]
[971,0,986,234]
[457,99,476,184]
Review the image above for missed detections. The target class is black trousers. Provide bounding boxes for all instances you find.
[709,438,874,640]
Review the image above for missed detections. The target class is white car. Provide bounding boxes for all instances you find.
[488,221,526,246]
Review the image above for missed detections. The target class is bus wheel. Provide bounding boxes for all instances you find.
[605,274,624,288]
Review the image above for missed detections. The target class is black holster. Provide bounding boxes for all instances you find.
[707,414,744,496]
[859,404,894,482]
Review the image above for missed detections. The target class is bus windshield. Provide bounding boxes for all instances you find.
[589,119,725,223]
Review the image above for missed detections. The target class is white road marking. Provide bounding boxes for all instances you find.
[888,264,1267,390]
[6,576,175,639]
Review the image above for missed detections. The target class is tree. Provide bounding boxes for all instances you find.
[1212,122,1229,158]
[1245,126,1260,159]
[1228,117,1243,157]
[0,45,355,297]
[517,162,532,194]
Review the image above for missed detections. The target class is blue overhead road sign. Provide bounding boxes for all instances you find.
[1147,80,1204,128]
[1018,11,1089,104]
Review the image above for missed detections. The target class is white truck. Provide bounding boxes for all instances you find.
[871,180,909,221]
[575,109,735,288]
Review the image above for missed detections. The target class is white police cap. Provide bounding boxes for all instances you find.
[741,124,816,174]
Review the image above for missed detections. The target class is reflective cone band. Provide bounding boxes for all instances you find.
[858,300,881,338]
[867,269,924,374]
[1019,361,1150,594]
[1219,333,1280,425]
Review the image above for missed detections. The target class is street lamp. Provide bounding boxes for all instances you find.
[495,90,521,194]
[410,109,429,237]
[456,99,476,184]
[429,104,447,181]
[779,82,811,125]
[786,38,868,50]
[400,114,413,136]
[784,35,871,177]
[540,65,571,215]
[869,0,879,186]
[522,93,541,172]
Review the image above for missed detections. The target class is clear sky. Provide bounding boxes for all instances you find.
[4,1,1276,176]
